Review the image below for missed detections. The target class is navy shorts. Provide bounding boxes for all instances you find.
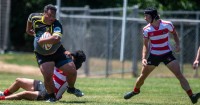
[147,51,176,66]
[35,45,72,68]
[33,80,48,100]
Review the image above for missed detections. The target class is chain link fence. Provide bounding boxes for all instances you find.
[58,6,200,78]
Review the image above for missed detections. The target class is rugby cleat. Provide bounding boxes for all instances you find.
[124,91,139,99]
[190,92,200,104]
[67,87,84,97]
[46,97,56,102]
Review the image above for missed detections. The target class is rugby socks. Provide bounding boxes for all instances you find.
[3,89,11,96]
[133,87,140,93]
[186,89,193,96]
[0,96,5,100]
[49,93,56,98]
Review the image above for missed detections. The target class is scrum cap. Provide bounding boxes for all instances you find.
[71,50,86,70]
[144,7,159,23]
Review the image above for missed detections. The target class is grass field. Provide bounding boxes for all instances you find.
[0,72,199,105]
[0,53,200,104]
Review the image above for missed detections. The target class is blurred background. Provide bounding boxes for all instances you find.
[1,0,200,78]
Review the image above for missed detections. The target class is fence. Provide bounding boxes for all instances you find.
[57,5,200,78]
[0,0,10,54]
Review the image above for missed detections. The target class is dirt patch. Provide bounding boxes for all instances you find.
[0,61,42,76]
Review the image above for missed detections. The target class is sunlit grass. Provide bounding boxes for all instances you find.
[0,72,199,105]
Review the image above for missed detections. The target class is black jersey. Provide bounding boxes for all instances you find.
[28,13,62,55]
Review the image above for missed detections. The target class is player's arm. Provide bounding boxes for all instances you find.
[142,38,149,66]
[193,46,200,69]
[38,33,61,45]
[171,29,180,52]
[38,22,62,45]
[26,14,35,36]
[26,21,36,36]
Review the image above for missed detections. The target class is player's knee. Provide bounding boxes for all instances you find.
[68,69,77,76]
[15,78,23,83]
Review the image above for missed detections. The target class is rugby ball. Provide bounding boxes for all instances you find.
[40,32,52,50]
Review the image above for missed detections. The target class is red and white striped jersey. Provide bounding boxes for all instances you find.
[143,20,175,55]
[53,68,68,100]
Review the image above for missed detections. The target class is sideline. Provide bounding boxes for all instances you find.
[0,61,41,76]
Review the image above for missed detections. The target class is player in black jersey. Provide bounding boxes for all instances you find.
[26,4,79,102]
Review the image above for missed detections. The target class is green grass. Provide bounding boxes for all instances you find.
[0,53,38,66]
[0,53,199,78]
[0,72,199,105]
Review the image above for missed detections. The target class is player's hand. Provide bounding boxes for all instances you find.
[27,29,36,36]
[193,60,199,70]
[64,51,71,56]
[142,58,147,66]
[174,44,180,52]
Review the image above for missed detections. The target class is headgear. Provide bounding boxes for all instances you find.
[144,7,159,23]
[71,50,86,70]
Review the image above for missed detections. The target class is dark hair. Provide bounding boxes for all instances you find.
[44,4,57,13]
[144,7,160,23]
[71,50,86,70]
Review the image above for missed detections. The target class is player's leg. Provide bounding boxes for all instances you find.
[59,61,77,88]
[167,60,190,91]
[124,53,159,99]
[58,62,84,97]
[1,91,39,100]
[0,78,35,96]
[135,65,156,89]
[39,62,55,100]
[54,47,78,95]
[34,48,58,102]
[124,65,156,99]
[166,60,200,104]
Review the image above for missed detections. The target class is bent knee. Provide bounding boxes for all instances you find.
[15,78,24,83]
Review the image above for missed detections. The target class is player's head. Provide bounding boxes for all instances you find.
[43,4,57,25]
[144,7,160,23]
[71,50,86,70]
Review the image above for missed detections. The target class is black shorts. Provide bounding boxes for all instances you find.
[147,51,176,66]
[35,45,72,68]
[33,80,48,100]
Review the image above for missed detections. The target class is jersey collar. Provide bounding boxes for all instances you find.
[41,16,48,25]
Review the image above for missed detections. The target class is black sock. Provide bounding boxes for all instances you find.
[68,87,75,92]
[49,93,55,98]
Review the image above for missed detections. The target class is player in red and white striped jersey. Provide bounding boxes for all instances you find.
[0,50,85,101]
[143,20,175,55]
[124,7,200,104]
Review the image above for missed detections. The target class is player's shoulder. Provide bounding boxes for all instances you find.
[160,19,172,25]
[53,20,62,30]
[143,23,151,31]
[54,20,62,26]
[28,13,43,20]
